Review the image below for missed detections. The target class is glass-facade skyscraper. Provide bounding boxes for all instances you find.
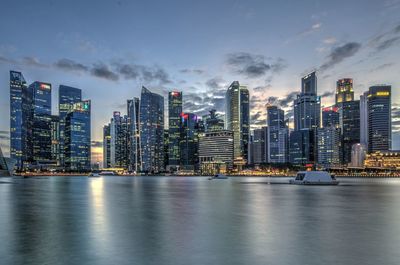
[225,81,250,165]
[168,91,182,169]
[180,113,199,170]
[267,105,288,163]
[367,85,392,152]
[9,71,27,169]
[127,98,141,172]
[59,85,82,166]
[322,106,340,128]
[64,100,91,171]
[336,78,354,103]
[140,86,164,173]
[110,111,130,168]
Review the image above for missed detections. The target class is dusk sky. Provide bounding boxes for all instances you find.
[0,0,399,162]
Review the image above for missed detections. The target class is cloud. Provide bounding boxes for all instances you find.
[114,63,172,84]
[225,52,287,78]
[370,62,395,72]
[0,56,17,64]
[22,56,48,68]
[54,58,89,72]
[375,36,400,52]
[205,77,226,89]
[319,42,362,71]
[320,91,335,98]
[91,63,119,81]
[369,23,400,53]
[180,68,205,74]
[323,37,337,44]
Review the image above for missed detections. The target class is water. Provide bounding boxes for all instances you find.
[1,176,400,265]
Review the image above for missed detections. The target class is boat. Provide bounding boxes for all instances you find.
[289,171,339,185]
[98,171,119,176]
[88,172,100,177]
[208,174,229,180]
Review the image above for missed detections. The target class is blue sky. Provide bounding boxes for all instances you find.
[0,0,399,161]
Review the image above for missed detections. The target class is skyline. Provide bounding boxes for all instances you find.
[1,0,400,162]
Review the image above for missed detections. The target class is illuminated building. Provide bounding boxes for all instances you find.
[267,105,288,163]
[50,115,60,165]
[103,124,111,168]
[367,85,392,152]
[360,91,369,148]
[140,86,164,173]
[180,113,199,170]
[338,100,360,165]
[9,71,27,169]
[59,85,82,167]
[168,91,182,169]
[322,106,340,128]
[64,100,91,171]
[127,98,141,172]
[110,111,130,168]
[289,129,315,165]
[202,109,224,132]
[252,127,268,164]
[316,127,341,168]
[225,81,250,166]
[364,151,400,169]
[199,130,234,174]
[336,78,354,103]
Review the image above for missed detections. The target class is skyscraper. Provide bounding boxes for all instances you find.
[59,85,82,166]
[103,124,111,168]
[322,106,340,128]
[367,85,392,152]
[360,91,369,148]
[110,111,130,168]
[316,127,341,168]
[203,109,224,132]
[225,81,250,165]
[140,86,164,173]
[336,78,354,103]
[127,98,141,172]
[267,105,288,163]
[293,72,321,130]
[9,71,27,169]
[289,129,315,165]
[180,113,199,170]
[252,127,268,164]
[64,100,91,171]
[168,91,182,169]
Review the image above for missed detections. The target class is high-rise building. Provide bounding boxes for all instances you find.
[360,91,369,148]
[338,100,360,165]
[225,81,250,165]
[322,106,340,128]
[267,105,288,163]
[64,100,91,171]
[199,130,234,174]
[50,115,60,165]
[252,127,268,164]
[140,86,164,173]
[103,124,111,168]
[289,129,315,165]
[59,85,82,166]
[9,71,27,169]
[110,111,130,168]
[367,85,392,152]
[294,72,321,131]
[316,127,341,168]
[336,78,354,103]
[168,91,182,168]
[127,98,141,172]
[29,82,53,165]
[180,113,199,170]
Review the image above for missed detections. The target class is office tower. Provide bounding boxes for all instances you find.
[293,72,321,130]
[338,100,360,165]
[103,124,111,168]
[140,86,164,173]
[336,78,354,103]
[59,85,82,166]
[350,143,367,168]
[180,113,199,170]
[367,85,392,152]
[225,81,250,165]
[267,105,288,163]
[168,91,182,169]
[164,129,169,170]
[50,115,60,165]
[289,129,315,165]
[64,100,91,171]
[110,111,130,168]
[199,130,234,174]
[127,98,141,172]
[360,91,369,148]
[316,127,341,168]
[252,127,268,164]
[203,109,224,132]
[9,71,27,169]
[29,81,53,165]
[322,106,340,128]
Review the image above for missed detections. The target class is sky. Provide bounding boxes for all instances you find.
[0,0,399,162]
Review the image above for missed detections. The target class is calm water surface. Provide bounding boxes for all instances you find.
[1,176,400,265]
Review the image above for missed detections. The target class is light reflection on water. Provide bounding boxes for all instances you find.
[1,176,400,265]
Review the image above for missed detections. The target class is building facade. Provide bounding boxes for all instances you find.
[316,127,341,168]
[110,111,130,168]
[180,113,199,170]
[267,105,288,163]
[127,98,141,172]
[168,91,182,168]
